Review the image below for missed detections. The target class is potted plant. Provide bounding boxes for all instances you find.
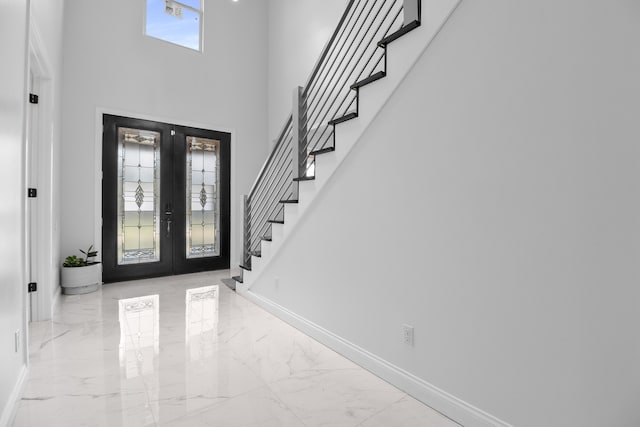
[60,245,102,295]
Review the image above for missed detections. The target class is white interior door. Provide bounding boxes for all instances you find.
[27,39,56,322]
[27,70,40,322]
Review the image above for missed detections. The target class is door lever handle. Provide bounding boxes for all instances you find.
[165,210,172,236]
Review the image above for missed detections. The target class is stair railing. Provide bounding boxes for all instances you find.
[243,114,294,267]
[240,0,421,273]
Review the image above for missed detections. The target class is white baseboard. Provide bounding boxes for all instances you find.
[0,365,28,427]
[237,285,512,427]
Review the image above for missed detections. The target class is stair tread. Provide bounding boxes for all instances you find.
[378,20,421,47]
[309,146,335,156]
[351,71,386,90]
[239,264,252,271]
[267,219,285,224]
[293,176,315,182]
[329,112,358,126]
[231,275,243,284]
[250,251,262,258]
[280,199,299,204]
[261,236,272,242]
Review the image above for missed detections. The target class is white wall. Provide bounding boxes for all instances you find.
[267,0,347,141]
[0,0,29,424]
[250,0,640,426]
[61,0,269,268]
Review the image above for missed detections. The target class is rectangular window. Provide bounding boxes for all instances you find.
[145,0,202,51]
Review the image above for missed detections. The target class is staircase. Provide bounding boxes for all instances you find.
[234,0,461,287]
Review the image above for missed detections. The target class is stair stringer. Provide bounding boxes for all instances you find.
[239,0,463,289]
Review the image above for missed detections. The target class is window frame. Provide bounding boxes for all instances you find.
[144,0,204,52]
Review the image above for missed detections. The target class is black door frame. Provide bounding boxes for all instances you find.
[102,114,231,283]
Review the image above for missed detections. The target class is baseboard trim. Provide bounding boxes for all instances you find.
[238,286,512,427]
[0,364,28,427]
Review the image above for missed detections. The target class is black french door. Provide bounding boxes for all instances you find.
[102,115,230,283]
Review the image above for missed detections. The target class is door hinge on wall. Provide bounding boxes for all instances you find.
[29,93,39,104]
[28,188,37,198]
[28,282,37,293]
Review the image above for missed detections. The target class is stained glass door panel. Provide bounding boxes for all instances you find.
[186,137,220,259]
[117,128,161,264]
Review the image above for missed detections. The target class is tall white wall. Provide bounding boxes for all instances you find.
[250,0,640,426]
[0,0,29,424]
[267,0,347,141]
[61,0,269,268]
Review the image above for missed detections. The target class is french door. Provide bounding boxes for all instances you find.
[102,115,230,283]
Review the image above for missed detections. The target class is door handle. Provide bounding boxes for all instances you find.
[165,205,173,237]
[166,215,172,236]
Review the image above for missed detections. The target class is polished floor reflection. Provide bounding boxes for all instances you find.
[15,271,458,427]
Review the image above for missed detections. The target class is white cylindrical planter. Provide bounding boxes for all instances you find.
[61,263,102,295]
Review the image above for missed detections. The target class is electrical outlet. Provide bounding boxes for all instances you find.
[14,330,20,353]
[402,324,414,346]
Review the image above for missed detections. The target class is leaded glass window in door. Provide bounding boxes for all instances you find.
[117,128,161,265]
[186,137,220,258]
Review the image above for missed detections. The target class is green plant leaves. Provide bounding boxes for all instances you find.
[63,255,85,267]
[64,245,99,267]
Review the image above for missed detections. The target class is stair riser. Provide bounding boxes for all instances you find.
[260,239,272,259]
[282,203,300,235]
[270,222,285,244]
[251,256,261,270]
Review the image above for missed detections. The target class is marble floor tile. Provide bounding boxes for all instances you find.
[358,396,461,427]
[231,322,359,385]
[268,368,406,427]
[13,271,454,427]
[162,386,306,427]
[15,385,155,427]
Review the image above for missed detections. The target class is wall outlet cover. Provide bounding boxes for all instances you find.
[402,324,414,346]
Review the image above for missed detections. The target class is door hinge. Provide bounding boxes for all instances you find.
[29,93,39,104]
[28,188,37,198]
[28,282,37,293]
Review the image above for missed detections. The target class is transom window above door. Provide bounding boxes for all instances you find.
[145,0,203,51]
